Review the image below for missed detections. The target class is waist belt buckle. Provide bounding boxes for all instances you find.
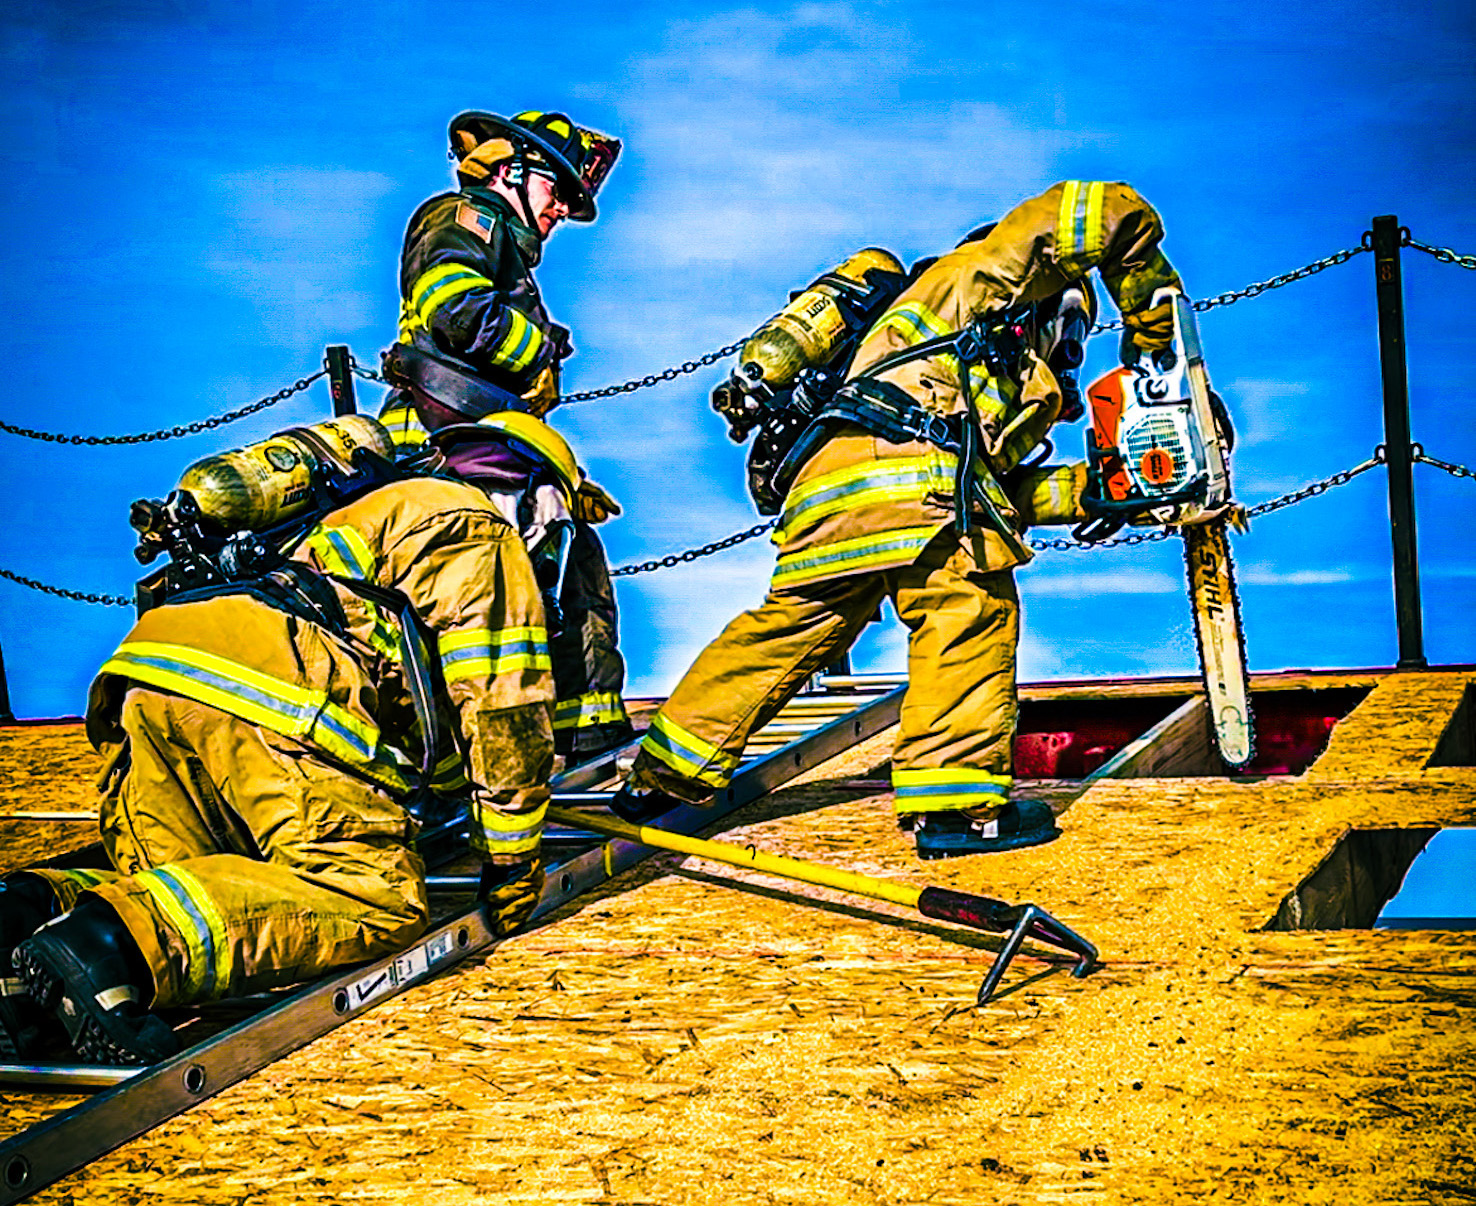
[909,410,954,448]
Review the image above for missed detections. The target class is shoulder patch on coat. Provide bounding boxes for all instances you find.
[455,202,496,243]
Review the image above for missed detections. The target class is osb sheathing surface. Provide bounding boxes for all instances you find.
[2,672,1474,1205]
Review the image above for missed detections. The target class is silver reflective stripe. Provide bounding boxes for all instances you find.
[94,985,139,1011]
[0,976,29,998]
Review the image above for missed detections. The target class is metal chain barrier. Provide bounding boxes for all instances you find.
[0,566,131,608]
[1413,446,1476,481]
[0,445,1447,598]
[611,519,776,577]
[1401,232,1476,271]
[1243,447,1387,519]
[1090,244,1370,334]
[0,372,325,446]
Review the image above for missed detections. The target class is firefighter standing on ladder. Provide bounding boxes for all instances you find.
[379,109,635,763]
[615,181,1187,859]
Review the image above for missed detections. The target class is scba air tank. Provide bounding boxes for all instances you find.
[738,248,905,394]
[175,415,395,533]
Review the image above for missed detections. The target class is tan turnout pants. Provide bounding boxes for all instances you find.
[30,688,428,1009]
[630,533,1020,817]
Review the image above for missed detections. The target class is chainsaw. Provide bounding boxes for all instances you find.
[1076,288,1254,769]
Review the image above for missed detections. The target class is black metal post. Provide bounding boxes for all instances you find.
[1371,215,1426,669]
[0,636,13,723]
[325,345,357,417]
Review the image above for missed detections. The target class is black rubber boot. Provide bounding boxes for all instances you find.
[0,876,64,1059]
[913,800,1060,860]
[15,899,180,1066]
[608,784,686,825]
[558,722,637,766]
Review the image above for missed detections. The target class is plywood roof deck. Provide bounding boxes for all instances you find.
[2,668,1474,1204]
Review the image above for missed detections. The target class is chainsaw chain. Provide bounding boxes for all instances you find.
[0,373,324,445]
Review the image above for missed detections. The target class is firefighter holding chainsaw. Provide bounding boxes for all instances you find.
[0,414,588,1066]
[614,180,1189,859]
[379,109,634,763]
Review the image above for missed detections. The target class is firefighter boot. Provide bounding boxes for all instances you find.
[15,898,180,1066]
[608,784,688,825]
[0,876,63,1058]
[913,800,1060,860]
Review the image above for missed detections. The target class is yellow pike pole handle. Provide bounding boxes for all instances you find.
[546,805,1098,1004]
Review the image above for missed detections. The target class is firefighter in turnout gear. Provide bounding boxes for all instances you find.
[615,181,1185,859]
[2,448,557,1065]
[378,109,634,762]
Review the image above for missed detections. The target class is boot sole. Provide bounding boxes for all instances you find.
[15,933,178,1067]
[915,824,1061,860]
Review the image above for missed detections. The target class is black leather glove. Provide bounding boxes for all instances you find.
[547,323,574,362]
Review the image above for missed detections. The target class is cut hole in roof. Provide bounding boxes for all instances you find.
[1375,829,1476,929]
[1019,686,1371,780]
[1428,682,1476,768]
[1264,827,1476,931]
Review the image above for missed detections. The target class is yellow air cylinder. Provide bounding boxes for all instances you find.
[738,247,905,394]
[175,415,395,533]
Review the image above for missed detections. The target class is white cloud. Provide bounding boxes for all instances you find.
[1238,566,1354,585]
[1019,569,1183,596]
[1220,377,1311,449]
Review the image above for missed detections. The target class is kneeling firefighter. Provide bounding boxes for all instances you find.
[378,108,632,761]
[614,180,1186,859]
[0,414,566,1066]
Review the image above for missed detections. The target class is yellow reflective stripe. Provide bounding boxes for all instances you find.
[135,865,234,1000]
[103,642,323,738]
[303,525,398,661]
[398,299,422,341]
[410,263,496,329]
[470,801,545,857]
[378,402,428,450]
[892,767,1013,814]
[489,308,545,373]
[772,526,939,588]
[552,691,629,730]
[60,869,106,889]
[1056,181,1106,273]
[102,642,408,795]
[775,455,955,545]
[968,369,1012,425]
[871,301,960,375]
[638,713,739,788]
[439,625,552,683]
[431,749,469,791]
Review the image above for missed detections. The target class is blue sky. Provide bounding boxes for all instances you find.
[1,0,1473,726]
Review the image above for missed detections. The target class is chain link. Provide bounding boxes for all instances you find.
[0,566,131,607]
[0,372,325,446]
[1089,244,1370,334]
[557,342,745,405]
[1401,232,1476,271]
[610,519,777,577]
[1244,449,1386,518]
[1413,447,1476,481]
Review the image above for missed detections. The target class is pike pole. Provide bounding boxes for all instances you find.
[546,805,1098,1005]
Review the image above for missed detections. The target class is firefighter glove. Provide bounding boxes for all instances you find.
[479,857,545,936]
[574,479,622,523]
[1120,300,1176,354]
[548,324,574,362]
